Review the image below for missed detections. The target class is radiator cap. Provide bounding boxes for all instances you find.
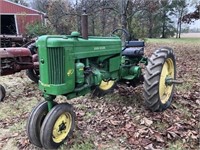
[71,31,80,37]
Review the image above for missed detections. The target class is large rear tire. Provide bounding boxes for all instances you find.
[143,47,176,112]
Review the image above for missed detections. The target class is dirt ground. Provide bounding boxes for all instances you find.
[0,39,199,150]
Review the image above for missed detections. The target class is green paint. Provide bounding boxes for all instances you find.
[36,32,146,103]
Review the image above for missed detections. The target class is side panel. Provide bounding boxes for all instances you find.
[109,56,121,72]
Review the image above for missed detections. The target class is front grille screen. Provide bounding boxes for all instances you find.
[47,47,65,84]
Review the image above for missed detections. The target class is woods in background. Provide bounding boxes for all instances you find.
[9,0,200,38]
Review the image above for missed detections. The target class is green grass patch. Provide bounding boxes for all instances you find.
[84,111,96,120]
[167,140,186,150]
[175,81,193,93]
[154,121,168,132]
[0,97,38,120]
[70,140,95,150]
[10,120,26,132]
[173,102,192,120]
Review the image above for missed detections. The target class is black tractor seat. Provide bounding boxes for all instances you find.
[122,41,145,57]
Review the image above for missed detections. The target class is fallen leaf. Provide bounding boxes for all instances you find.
[141,117,153,126]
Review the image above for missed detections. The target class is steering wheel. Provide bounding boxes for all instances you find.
[111,29,131,51]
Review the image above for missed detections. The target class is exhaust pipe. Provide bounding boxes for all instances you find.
[81,8,88,39]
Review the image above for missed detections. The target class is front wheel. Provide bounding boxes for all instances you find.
[0,84,6,102]
[143,47,176,112]
[40,103,75,149]
[26,101,57,147]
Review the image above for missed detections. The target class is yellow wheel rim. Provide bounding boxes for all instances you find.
[99,80,115,91]
[52,113,72,143]
[159,58,175,104]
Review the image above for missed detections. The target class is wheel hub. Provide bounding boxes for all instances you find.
[52,113,72,143]
[59,122,67,131]
[159,58,175,104]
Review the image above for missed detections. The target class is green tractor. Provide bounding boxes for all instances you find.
[26,13,179,149]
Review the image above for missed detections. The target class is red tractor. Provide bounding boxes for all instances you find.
[0,43,39,101]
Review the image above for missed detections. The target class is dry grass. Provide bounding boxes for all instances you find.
[0,38,199,149]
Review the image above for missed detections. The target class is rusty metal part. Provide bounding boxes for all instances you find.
[32,54,39,69]
[0,34,29,48]
[0,47,34,76]
[0,47,32,58]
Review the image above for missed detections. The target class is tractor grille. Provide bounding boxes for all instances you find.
[47,47,65,84]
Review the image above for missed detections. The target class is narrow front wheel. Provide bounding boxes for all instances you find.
[26,101,57,147]
[40,103,75,149]
[0,84,6,102]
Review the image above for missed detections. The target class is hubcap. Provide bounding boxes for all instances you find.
[159,58,175,104]
[99,80,114,90]
[52,113,72,143]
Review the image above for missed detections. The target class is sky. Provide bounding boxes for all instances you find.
[188,20,200,29]
[184,1,200,29]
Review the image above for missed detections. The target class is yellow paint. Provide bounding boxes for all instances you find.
[159,58,175,104]
[52,113,72,143]
[99,80,115,91]
[40,81,50,87]
[67,69,74,76]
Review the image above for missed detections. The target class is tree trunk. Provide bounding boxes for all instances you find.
[77,15,81,33]
[91,16,95,35]
[161,12,166,38]
[120,0,128,31]
[121,13,127,31]
[112,16,117,31]
[178,8,184,38]
[148,15,153,38]
[178,22,182,38]
[176,18,179,38]
[101,10,106,36]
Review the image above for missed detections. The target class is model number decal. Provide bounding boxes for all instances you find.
[94,46,106,50]
[67,69,74,76]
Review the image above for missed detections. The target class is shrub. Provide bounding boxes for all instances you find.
[26,22,56,37]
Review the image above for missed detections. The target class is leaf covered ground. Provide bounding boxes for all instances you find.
[0,39,199,150]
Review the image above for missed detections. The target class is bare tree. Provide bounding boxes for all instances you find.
[8,0,28,6]
[173,0,188,38]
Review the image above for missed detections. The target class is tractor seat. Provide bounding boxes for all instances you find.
[122,41,145,57]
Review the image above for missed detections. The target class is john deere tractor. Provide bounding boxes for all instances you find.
[26,12,178,149]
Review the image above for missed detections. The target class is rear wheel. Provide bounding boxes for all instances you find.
[93,80,116,97]
[0,85,6,102]
[40,103,75,149]
[143,47,176,112]
[26,69,39,83]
